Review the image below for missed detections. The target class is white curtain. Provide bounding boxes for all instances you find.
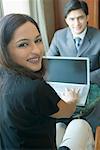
[2,0,30,15]
[0,1,3,17]
[29,0,49,53]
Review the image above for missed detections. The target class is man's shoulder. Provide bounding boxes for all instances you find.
[86,26,100,40]
[54,27,69,37]
[88,26,100,34]
[55,27,69,34]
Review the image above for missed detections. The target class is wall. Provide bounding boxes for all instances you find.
[86,0,100,28]
[44,0,55,43]
[53,0,68,30]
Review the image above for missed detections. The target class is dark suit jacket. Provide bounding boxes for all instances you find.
[47,27,100,85]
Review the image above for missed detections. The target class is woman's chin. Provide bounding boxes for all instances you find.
[29,64,42,72]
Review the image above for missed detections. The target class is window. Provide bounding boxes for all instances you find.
[2,0,30,15]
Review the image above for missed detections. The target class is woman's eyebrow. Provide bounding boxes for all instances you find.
[35,34,41,39]
[16,34,41,44]
[16,39,29,44]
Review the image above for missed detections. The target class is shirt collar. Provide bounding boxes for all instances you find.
[72,27,87,40]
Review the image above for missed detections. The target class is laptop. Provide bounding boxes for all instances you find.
[43,56,90,106]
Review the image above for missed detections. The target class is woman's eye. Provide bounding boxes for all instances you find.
[35,38,42,44]
[18,43,28,48]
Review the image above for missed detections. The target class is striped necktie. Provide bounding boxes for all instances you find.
[75,37,81,50]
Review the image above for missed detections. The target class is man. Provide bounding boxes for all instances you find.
[47,0,100,85]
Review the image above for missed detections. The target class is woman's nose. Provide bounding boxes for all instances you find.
[31,42,40,52]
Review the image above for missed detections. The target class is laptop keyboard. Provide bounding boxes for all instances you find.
[57,85,85,97]
[57,85,89,106]
[48,82,89,106]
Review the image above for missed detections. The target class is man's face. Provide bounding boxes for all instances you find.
[65,9,89,35]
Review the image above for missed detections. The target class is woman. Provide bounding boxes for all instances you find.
[0,14,94,150]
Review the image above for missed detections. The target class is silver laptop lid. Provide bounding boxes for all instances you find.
[43,56,90,85]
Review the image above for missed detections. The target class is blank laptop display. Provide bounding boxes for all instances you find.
[43,56,90,106]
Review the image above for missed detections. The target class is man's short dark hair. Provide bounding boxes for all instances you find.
[64,0,88,18]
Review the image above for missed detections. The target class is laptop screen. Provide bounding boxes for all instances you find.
[44,57,89,84]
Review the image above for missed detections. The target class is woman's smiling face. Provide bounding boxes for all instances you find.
[8,21,44,72]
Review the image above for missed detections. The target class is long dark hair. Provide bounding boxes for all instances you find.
[0,14,45,79]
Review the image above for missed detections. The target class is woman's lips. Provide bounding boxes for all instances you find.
[27,55,41,64]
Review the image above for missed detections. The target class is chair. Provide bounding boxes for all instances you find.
[95,126,100,150]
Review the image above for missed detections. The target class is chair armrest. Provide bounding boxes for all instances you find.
[95,126,100,150]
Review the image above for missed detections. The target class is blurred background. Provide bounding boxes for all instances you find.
[0,0,100,51]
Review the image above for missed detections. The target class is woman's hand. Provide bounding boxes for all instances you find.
[51,88,80,119]
[60,88,79,103]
